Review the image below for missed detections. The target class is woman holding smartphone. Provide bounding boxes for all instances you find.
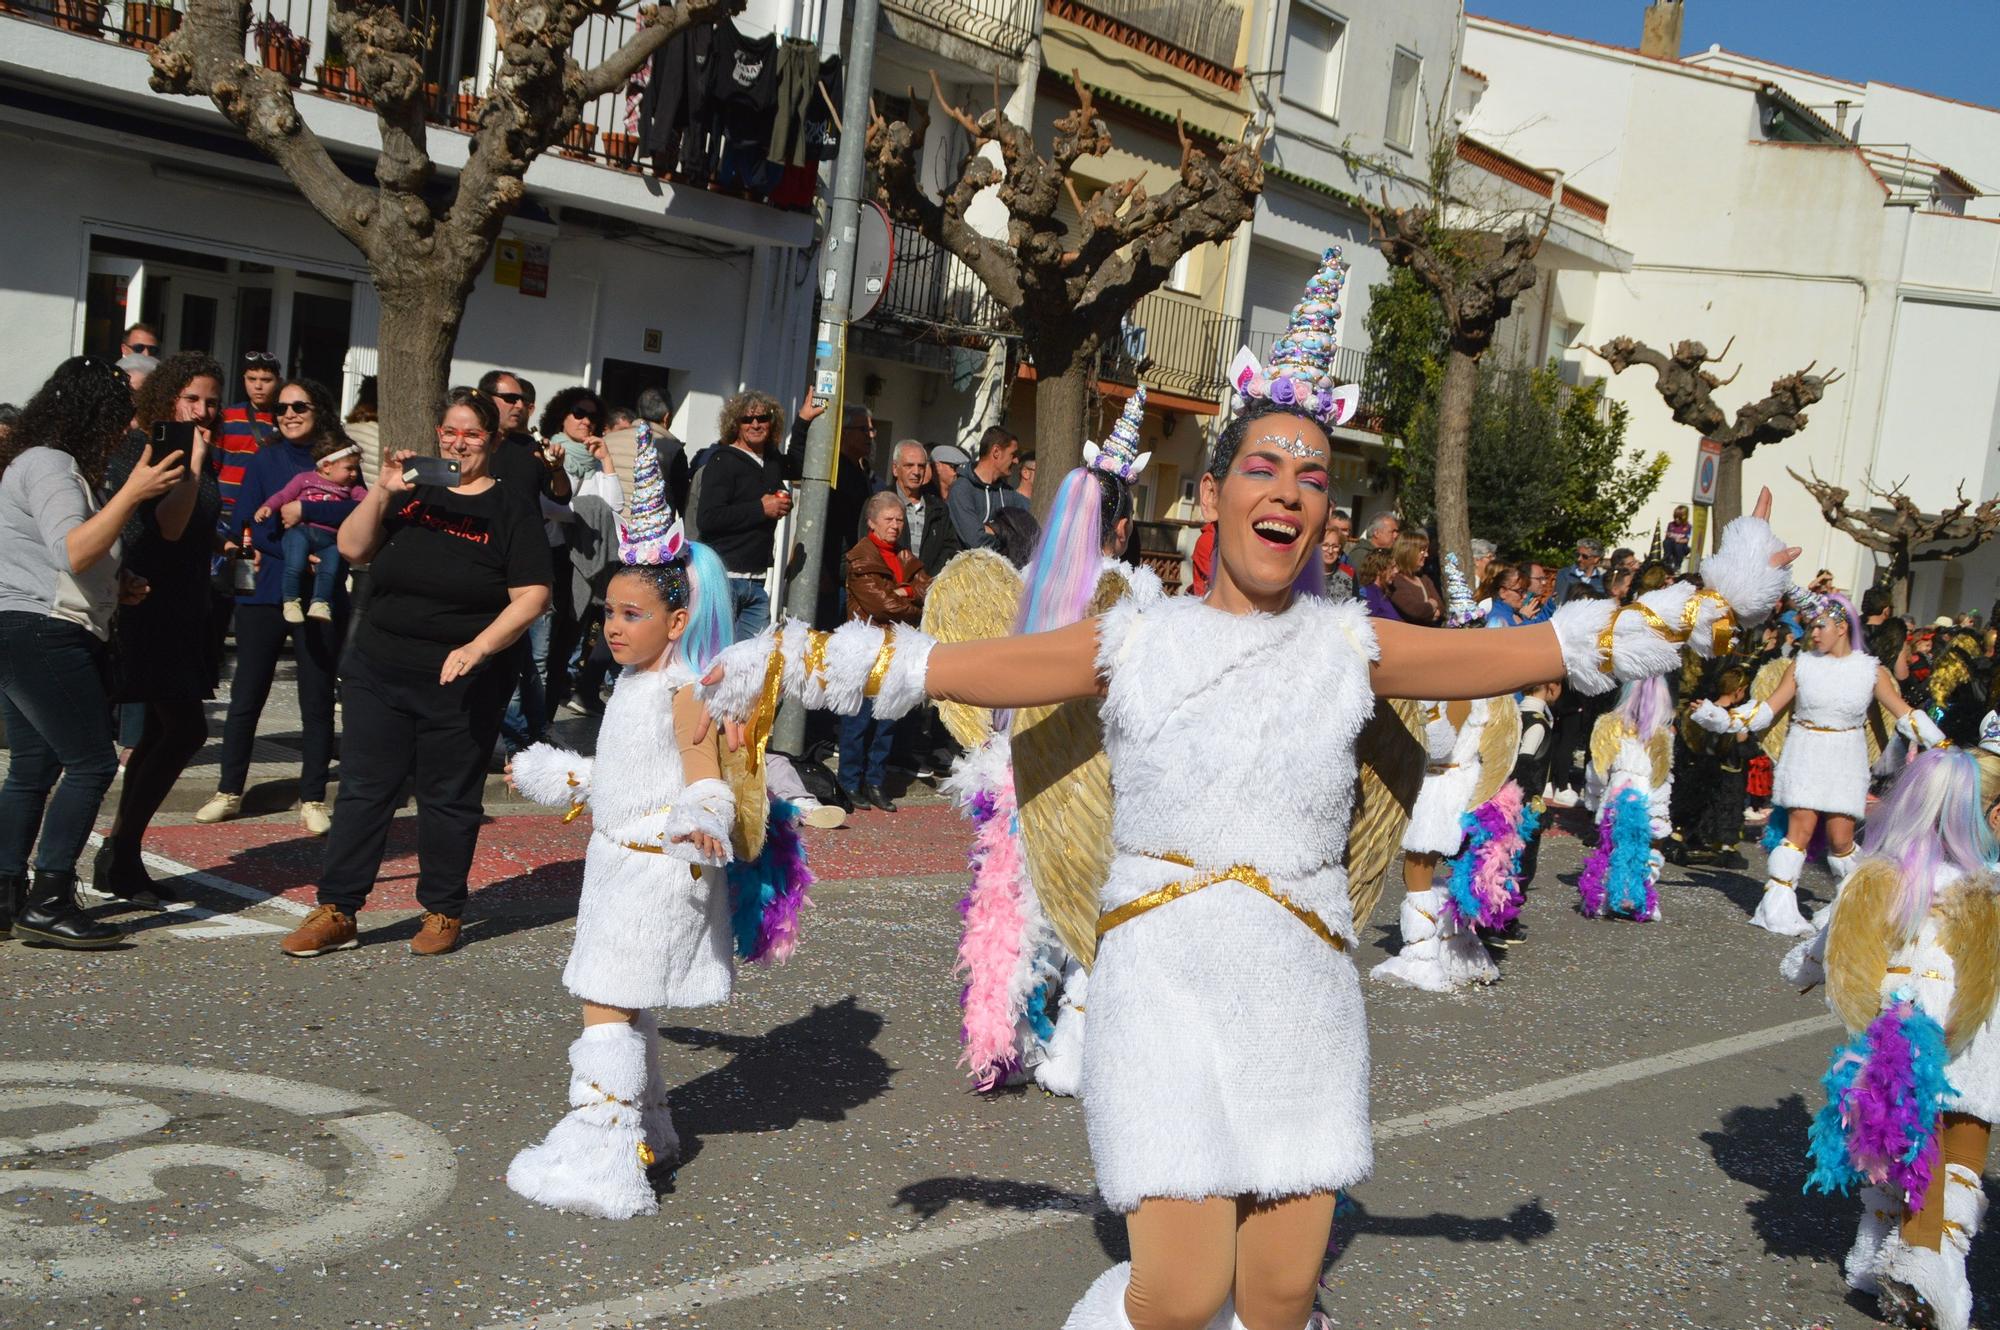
[93,353,225,908]
[279,388,551,960]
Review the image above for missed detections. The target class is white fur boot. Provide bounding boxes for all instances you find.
[1843,1186,1897,1293]
[1749,841,1814,936]
[1827,846,1861,884]
[1059,1263,1237,1329]
[633,1010,681,1165]
[1370,888,1498,992]
[507,1022,658,1219]
[1034,959,1087,1099]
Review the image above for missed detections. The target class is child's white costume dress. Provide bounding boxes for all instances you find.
[503,662,735,1219]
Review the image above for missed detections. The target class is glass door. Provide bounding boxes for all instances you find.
[162,277,239,360]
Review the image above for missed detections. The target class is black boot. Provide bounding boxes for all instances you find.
[861,784,897,813]
[14,870,122,950]
[90,840,176,910]
[0,872,23,938]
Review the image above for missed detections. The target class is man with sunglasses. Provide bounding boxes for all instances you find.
[119,323,160,360]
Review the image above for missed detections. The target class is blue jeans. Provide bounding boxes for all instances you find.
[837,698,897,792]
[0,612,119,875]
[729,577,770,640]
[499,607,552,751]
[281,524,342,605]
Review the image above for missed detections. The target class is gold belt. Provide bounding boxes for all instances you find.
[1796,721,1860,733]
[1887,965,1947,981]
[1096,853,1345,952]
[1425,761,1458,775]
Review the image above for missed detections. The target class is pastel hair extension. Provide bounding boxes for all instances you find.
[1613,675,1672,743]
[675,539,735,673]
[1862,746,1997,939]
[1015,467,1113,638]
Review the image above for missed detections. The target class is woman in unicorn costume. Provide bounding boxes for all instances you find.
[951,387,1164,1098]
[1753,589,1944,936]
[1576,676,1675,922]
[503,443,809,1219]
[695,248,1797,1330]
[1373,553,1536,990]
[1802,727,2000,1330]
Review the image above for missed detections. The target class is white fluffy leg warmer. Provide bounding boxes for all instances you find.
[1035,961,1087,1099]
[1058,1263,1238,1330]
[506,1022,658,1220]
[634,1010,681,1164]
[1749,842,1814,936]
[1370,889,1499,992]
[1827,846,1861,884]
[1945,1163,1987,1243]
[1876,1226,1973,1330]
[1843,1186,1896,1293]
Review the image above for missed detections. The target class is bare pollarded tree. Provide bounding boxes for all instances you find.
[1791,467,2000,612]
[1592,336,1841,530]
[151,0,740,448]
[866,71,1263,508]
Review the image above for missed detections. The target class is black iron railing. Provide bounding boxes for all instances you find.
[864,220,1011,337]
[1103,290,1240,400]
[1070,0,1240,68]
[883,0,1039,59]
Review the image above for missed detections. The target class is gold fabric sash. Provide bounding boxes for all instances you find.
[1096,852,1345,952]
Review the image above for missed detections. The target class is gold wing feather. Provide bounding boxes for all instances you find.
[1588,713,1626,783]
[716,633,794,862]
[1472,698,1521,810]
[1939,874,2000,1056]
[1012,568,1130,969]
[1754,658,1794,762]
[919,548,1025,750]
[1865,701,1890,767]
[1824,859,1901,1033]
[1345,698,1428,931]
[1649,729,1673,789]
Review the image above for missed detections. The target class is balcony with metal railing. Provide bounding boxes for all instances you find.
[863,220,1011,339]
[1050,0,1242,71]
[1103,289,1239,401]
[882,0,1039,60]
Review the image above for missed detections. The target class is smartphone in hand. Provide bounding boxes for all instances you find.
[402,457,462,487]
[152,420,198,455]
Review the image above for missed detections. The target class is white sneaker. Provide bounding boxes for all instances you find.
[282,601,306,624]
[306,600,333,622]
[193,792,243,824]
[1544,786,1579,808]
[299,801,332,836]
[793,797,846,830]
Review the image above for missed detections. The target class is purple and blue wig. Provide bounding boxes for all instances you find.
[1862,746,1997,938]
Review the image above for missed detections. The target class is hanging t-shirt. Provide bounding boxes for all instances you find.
[358,483,550,673]
[709,25,778,157]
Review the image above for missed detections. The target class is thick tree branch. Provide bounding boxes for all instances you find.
[1595,338,1841,458]
[577,0,741,101]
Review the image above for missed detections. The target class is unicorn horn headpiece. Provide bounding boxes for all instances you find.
[1227,246,1360,429]
[1444,552,1481,627]
[1788,581,1841,625]
[1082,385,1151,482]
[618,422,688,566]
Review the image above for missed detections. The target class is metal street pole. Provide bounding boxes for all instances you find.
[773,0,880,754]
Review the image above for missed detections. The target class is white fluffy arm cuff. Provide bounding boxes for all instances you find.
[1742,700,1776,733]
[1699,515,1791,630]
[602,778,736,865]
[1690,699,1733,734]
[508,744,591,810]
[695,617,935,721]
[1899,709,1946,748]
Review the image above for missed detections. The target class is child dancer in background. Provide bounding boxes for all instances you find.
[1511,679,1562,889]
[1805,734,1999,1330]
[1577,676,1674,921]
[504,448,748,1220]
[1665,662,1757,867]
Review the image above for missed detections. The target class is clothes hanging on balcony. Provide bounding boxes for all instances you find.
[767,39,821,168]
[638,22,715,178]
[705,23,780,190]
[766,56,844,209]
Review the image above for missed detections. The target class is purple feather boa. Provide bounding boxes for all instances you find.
[1576,785,1658,921]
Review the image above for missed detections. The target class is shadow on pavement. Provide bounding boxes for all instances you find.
[1327,1197,1556,1271]
[663,996,893,1167]
[1700,1093,1851,1266]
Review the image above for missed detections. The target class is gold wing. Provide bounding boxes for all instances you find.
[1824,859,1900,1032]
[919,548,1024,750]
[1865,701,1890,767]
[1012,568,1130,969]
[1472,698,1521,810]
[717,632,794,862]
[1754,658,1794,762]
[1939,874,2000,1056]
[1345,698,1428,931]
[1588,713,1626,782]
[1649,729,1673,789]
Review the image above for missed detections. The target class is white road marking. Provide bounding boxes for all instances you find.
[489,1013,1840,1329]
[80,834,309,933]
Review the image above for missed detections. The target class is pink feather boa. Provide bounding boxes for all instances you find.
[953,771,1034,1091]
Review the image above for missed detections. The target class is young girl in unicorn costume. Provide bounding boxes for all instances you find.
[694,246,1797,1330]
[1576,675,1674,922]
[503,442,811,1220]
[1372,553,1537,990]
[1801,726,2000,1330]
[1753,587,1944,936]
[950,387,1164,1098]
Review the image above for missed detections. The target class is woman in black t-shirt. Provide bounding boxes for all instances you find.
[279,389,551,959]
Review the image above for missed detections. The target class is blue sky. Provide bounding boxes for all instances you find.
[1468,2,1997,107]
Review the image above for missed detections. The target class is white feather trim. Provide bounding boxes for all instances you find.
[1876,1230,1972,1330]
[509,743,590,809]
[1843,1186,1894,1292]
[815,621,883,714]
[1690,699,1733,734]
[940,734,1012,810]
[1700,515,1790,628]
[601,778,735,864]
[872,626,935,719]
[697,632,783,722]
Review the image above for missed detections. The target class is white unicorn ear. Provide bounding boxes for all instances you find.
[1082,441,1103,468]
[1128,450,1152,478]
[1327,384,1360,428]
[1228,346,1263,394]
[663,517,686,561]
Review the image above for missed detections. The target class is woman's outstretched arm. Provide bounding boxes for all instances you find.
[924,620,1104,709]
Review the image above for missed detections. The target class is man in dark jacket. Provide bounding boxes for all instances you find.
[890,438,960,572]
[945,425,1025,549]
[693,388,824,637]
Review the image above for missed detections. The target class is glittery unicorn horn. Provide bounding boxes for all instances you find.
[618,424,687,566]
[1082,385,1152,481]
[1444,552,1482,628]
[1227,246,1361,429]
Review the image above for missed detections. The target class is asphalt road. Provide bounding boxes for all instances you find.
[0,791,1992,1330]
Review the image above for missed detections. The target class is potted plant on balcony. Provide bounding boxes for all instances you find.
[120,0,181,49]
[559,120,597,161]
[452,76,479,130]
[602,126,640,170]
[53,0,106,35]
[314,50,354,100]
[253,15,309,87]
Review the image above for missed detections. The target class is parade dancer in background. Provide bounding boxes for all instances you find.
[1803,732,2000,1330]
[1576,676,1673,922]
[694,245,1798,1330]
[1665,662,1758,867]
[1752,588,1942,936]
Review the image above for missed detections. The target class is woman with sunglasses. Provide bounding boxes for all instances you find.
[539,387,620,495]
[197,378,357,839]
[279,388,551,959]
[92,353,225,908]
[0,357,185,948]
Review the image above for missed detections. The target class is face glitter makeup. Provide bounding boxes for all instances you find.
[1251,431,1328,463]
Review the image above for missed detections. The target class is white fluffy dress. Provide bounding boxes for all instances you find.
[1771,652,1879,820]
[1084,595,1378,1211]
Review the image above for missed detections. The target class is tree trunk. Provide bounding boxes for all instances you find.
[1432,347,1478,581]
[1890,545,1912,616]
[1029,337,1096,523]
[374,276,471,458]
[1713,444,1746,531]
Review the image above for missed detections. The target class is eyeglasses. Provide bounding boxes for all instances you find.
[126,342,159,356]
[490,391,525,405]
[274,400,315,416]
[243,352,280,368]
[438,428,490,445]
[569,406,602,421]
[741,413,774,425]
